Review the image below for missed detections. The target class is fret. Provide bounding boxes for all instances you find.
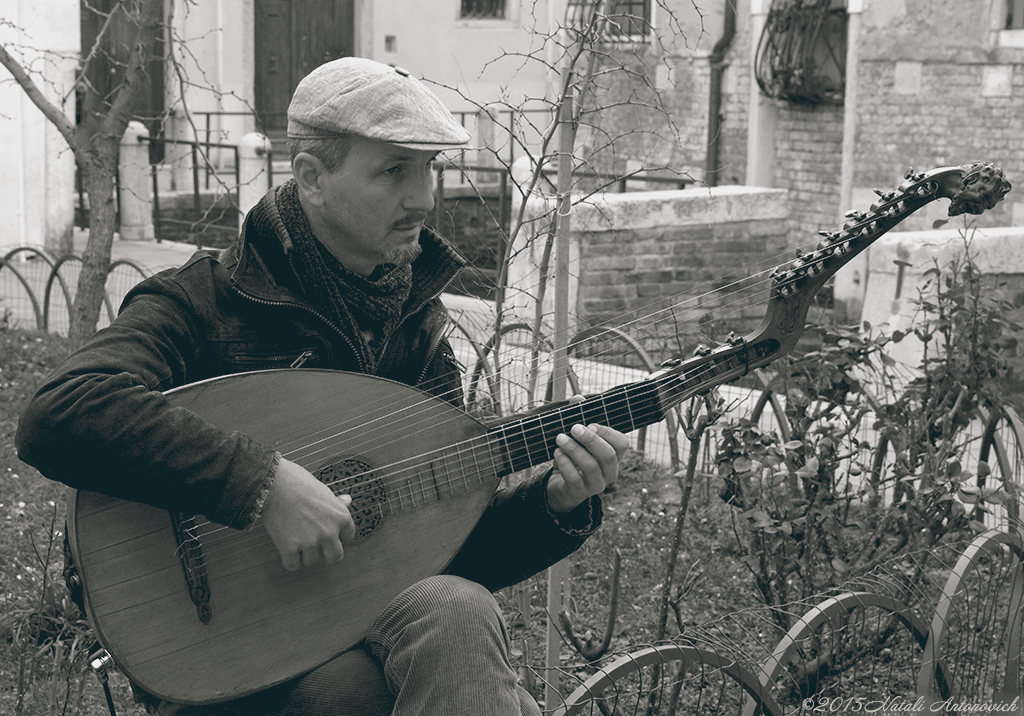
[428,459,443,502]
[478,435,504,480]
[521,415,548,466]
[469,436,487,483]
[393,477,407,513]
[453,445,470,490]
[439,449,455,494]
[517,419,533,467]
[410,467,427,508]
[492,380,664,475]
[474,435,501,481]
[664,352,751,405]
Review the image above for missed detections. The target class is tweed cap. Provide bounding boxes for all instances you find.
[287,57,471,151]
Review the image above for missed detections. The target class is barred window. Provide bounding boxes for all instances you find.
[461,0,506,20]
[566,0,652,40]
[605,0,651,38]
[1008,0,1024,29]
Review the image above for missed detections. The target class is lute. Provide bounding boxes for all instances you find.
[66,163,1010,704]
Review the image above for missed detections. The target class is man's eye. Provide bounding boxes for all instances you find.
[385,166,402,175]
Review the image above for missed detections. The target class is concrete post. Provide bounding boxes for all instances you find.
[745,0,778,188]
[834,0,866,322]
[117,121,155,241]
[475,103,502,181]
[238,132,272,227]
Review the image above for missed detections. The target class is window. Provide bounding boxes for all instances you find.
[1008,0,1024,29]
[460,0,506,20]
[605,0,652,39]
[567,0,652,41]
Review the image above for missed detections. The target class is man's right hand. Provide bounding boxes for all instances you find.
[260,457,356,571]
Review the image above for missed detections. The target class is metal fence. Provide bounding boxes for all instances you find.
[0,246,149,335]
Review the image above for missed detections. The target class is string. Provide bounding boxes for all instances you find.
[136,179,953,566]
[184,379,702,567]
[169,337,770,563]
[168,210,890,557]
[207,191,897,471]
[215,243,794,470]
[159,235,862,560]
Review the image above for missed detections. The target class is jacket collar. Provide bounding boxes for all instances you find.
[227,184,466,311]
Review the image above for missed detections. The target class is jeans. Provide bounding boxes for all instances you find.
[151,575,539,716]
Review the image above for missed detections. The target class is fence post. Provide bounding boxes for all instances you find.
[475,103,502,183]
[117,121,155,241]
[238,133,273,228]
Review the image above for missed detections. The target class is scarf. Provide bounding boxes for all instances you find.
[274,180,413,372]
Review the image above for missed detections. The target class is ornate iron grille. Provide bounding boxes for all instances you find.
[755,0,847,105]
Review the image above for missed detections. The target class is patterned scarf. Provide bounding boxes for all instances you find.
[275,180,413,372]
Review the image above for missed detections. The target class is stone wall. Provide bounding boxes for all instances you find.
[861,227,1024,385]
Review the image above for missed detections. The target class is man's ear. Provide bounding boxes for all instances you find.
[292,152,327,207]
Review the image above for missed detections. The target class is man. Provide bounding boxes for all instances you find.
[16,57,627,715]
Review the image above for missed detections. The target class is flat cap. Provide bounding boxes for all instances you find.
[287,57,471,151]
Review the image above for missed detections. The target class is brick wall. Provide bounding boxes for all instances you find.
[854,59,1021,231]
[425,184,507,299]
[771,103,845,238]
[578,46,711,184]
[548,186,792,364]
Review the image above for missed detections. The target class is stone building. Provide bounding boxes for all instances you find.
[586,0,1024,319]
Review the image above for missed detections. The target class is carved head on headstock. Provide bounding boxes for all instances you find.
[949,161,1012,216]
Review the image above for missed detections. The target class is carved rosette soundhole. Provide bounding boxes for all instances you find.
[315,457,387,542]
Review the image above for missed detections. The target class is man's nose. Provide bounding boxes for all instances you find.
[404,166,436,214]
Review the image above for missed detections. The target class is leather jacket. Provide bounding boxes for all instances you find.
[16,186,601,593]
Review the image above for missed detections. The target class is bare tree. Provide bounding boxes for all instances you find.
[0,0,163,349]
[436,0,702,411]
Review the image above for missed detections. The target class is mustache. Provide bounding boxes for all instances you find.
[393,214,427,229]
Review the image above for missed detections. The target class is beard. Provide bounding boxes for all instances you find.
[383,238,422,266]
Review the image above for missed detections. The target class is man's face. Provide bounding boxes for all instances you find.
[302,136,438,276]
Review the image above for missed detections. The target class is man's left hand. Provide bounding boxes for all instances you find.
[547,422,629,513]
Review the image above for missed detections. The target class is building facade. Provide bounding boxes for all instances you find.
[4,0,1022,326]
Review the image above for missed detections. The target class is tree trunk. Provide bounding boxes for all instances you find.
[69,156,119,350]
[64,0,164,350]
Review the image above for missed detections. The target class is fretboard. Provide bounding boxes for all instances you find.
[486,337,780,477]
[490,381,664,476]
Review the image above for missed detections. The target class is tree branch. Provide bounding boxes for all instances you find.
[0,43,78,157]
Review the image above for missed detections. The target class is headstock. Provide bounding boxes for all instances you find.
[650,162,1010,411]
[758,162,1010,354]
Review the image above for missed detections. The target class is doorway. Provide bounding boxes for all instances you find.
[254,0,355,140]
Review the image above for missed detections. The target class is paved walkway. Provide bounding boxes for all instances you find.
[73,229,203,274]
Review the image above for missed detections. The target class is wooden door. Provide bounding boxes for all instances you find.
[255,0,354,136]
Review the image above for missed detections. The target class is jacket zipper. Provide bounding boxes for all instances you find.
[379,272,460,385]
[290,350,314,369]
[235,249,461,379]
[232,287,369,373]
